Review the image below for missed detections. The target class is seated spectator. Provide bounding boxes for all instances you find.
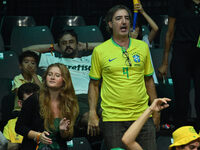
[3,83,39,150]
[12,51,42,111]
[22,30,101,55]
[23,30,101,131]
[122,98,170,150]
[169,126,200,150]
[15,63,79,150]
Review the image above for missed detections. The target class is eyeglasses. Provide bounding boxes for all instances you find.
[122,50,132,66]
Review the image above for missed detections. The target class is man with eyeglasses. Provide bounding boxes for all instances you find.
[87,4,157,150]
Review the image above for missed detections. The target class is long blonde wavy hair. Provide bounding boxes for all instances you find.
[39,63,79,137]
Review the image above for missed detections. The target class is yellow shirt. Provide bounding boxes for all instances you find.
[3,117,23,143]
[89,38,154,121]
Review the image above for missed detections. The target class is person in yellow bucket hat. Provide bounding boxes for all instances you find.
[169,126,200,150]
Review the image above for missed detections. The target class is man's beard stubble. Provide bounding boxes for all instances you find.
[62,46,77,58]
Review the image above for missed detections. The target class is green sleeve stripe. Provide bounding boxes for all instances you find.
[144,72,154,77]
[89,76,101,80]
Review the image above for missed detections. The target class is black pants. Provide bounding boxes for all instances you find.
[170,42,200,131]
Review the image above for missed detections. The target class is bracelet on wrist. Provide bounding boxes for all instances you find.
[37,133,41,144]
[49,44,54,56]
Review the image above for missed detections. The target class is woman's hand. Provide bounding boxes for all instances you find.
[150,98,171,112]
[59,118,70,131]
[134,1,144,14]
[39,131,52,145]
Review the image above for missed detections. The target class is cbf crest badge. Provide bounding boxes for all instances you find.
[133,54,140,63]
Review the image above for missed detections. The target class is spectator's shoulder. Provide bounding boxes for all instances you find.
[95,39,112,48]
[23,93,39,107]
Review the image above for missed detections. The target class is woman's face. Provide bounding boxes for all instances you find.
[46,66,64,89]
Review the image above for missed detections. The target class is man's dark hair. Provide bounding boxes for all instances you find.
[57,29,78,45]
[17,83,40,100]
[18,51,40,66]
[105,5,133,35]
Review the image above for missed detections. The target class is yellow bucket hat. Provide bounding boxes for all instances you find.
[169,126,200,150]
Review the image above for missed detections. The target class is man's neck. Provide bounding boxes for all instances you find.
[113,36,129,49]
[62,52,78,58]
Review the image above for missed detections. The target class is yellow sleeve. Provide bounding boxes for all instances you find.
[144,44,154,76]
[11,76,22,91]
[89,47,102,80]
[37,75,43,82]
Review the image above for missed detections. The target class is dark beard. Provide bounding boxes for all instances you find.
[62,46,77,58]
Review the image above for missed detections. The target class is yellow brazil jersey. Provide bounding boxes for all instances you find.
[3,117,23,143]
[89,38,154,121]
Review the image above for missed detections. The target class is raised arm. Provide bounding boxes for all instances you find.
[158,17,176,79]
[144,75,160,129]
[135,1,159,43]
[23,42,102,53]
[87,79,100,136]
[122,98,171,150]
[78,42,102,51]
[22,43,60,54]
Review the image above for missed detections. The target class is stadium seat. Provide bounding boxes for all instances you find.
[0,34,4,51]
[0,51,20,79]
[10,26,55,55]
[50,16,86,41]
[0,16,36,47]
[64,25,104,56]
[64,25,104,43]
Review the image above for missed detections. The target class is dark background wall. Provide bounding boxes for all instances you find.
[0,0,169,26]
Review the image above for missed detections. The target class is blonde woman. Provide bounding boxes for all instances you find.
[16,63,79,150]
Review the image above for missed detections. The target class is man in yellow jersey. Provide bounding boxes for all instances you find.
[87,4,158,150]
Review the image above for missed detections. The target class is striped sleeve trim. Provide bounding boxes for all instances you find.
[89,75,101,80]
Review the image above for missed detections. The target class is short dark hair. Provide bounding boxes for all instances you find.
[17,83,40,100]
[57,29,78,45]
[18,51,40,66]
[105,5,132,35]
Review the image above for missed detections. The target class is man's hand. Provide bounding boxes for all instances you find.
[152,111,160,131]
[158,64,168,80]
[87,111,100,136]
[78,42,87,51]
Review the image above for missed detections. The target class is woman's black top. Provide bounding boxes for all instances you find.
[15,93,68,150]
